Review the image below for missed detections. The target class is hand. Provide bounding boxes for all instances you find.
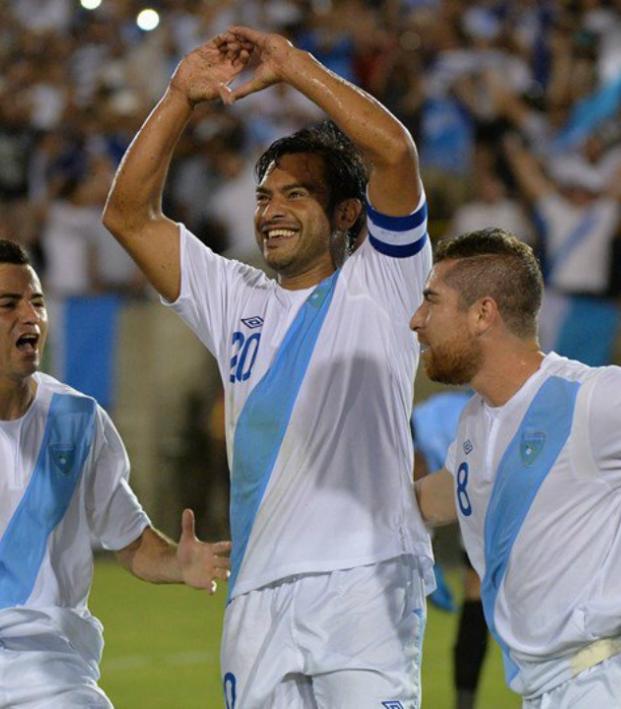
[216,26,295,104]
[169,34,251,106]
[176,509,231,594]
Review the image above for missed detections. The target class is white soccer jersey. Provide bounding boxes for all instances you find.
[446,352,621,696]
[166,194,434,600]
[536,195,620,293]
[0,372,150,667]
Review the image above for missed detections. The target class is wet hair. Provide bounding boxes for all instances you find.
[255,120,368,249]
[0,240,30,266]
[435,228,543,338]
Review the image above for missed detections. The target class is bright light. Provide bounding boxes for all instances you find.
[80,0,102,9]
[136,8,160,31]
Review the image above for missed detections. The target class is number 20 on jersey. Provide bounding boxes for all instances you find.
[229,331,261,383]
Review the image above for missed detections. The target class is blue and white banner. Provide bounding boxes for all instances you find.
[48,295,122,410]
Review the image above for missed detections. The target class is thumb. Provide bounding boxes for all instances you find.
[218,83,236,106]
[180,508,196,541]
[227,76,269,103]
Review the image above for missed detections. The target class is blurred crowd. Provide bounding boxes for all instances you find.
[2,0,621,361]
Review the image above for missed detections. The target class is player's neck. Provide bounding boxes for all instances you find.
[472,341,544,408]
[0,375,37,421]
[277,260,336,290]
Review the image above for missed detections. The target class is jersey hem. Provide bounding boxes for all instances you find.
[230,545,435,601]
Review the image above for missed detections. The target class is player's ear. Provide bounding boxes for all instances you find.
[471,296,498,335]
[333,198,362,232]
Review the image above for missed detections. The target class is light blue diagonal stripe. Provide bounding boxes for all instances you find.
[546,207,599,279]
[0,393,97,608]
[228,271,340,598]
[482,376,580,687]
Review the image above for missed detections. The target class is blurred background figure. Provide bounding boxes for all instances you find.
[444,157,534,245]
[412,390,489,709]
[504,134,621,366]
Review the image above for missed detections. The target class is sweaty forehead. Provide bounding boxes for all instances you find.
[425,260,465,297]
[428,260,455,285]
[260,153,328,192]
[0,264,42,295]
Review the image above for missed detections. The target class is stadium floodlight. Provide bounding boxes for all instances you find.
[136,8,160,31]
[80,0,102,9]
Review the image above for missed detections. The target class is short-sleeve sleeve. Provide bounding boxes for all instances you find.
[366,189,429,260]
[85,407,150,550]
[445,439,457,477]
[161,224,269,357]
[588,366,621,478]
[344,191,432,319]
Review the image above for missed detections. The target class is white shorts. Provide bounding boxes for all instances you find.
[221,555,426,709]
[0,634,112,708]
[522,652,621,709]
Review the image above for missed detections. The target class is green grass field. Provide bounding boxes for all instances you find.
[91,558,520,708]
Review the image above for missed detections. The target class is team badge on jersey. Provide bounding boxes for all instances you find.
[382,702,405,709]
[241,316,264,329]
[520,431,546,466]
[49,444,76,476]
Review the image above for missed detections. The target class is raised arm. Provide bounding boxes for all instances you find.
[606,160,621,202]
[102,37,250,301]
[221,27,421,216]
[414,468,457,526]
[485,70,536,131]
[503,135,554,204]
[115,509,231,592]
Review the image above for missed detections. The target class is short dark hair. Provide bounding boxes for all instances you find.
[0,239,30,266]
[435,228,543,338]
[255,120,368,248]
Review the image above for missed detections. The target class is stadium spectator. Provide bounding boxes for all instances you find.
[103,25,433,708]
[444,159,534,245]
[414,227,621,708]
[0,83,37,248]
[0,238,230,708]
[41,146,143,298]
[504,134,621,366]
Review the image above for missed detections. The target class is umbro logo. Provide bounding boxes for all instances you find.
[382,702,405,709]
[463,440,473,455]
[241,316,264,329]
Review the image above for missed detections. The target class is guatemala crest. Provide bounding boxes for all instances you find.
[520,431,546,466]
[50,444,76,476]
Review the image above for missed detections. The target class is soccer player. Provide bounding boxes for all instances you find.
[0,239,230,708]
[412,228,621,708]
[103,26,433,708]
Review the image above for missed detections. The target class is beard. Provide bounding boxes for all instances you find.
[263,247,294,273]
[422,332,482,385]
